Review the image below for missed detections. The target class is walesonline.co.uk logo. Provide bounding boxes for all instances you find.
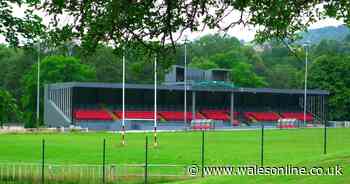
[187,164,343,176]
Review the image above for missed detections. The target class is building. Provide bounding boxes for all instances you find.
[44,65,329,130]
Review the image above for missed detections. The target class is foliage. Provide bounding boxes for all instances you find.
[231,61,267,87]
[123,42,176,83]
[188,34,242,60]
[21,56,96,127]
[266,64,300,89]
[308,55,350,120]
[190,57,218,70]
[80,42,176,84]
[2,0,350,53]
[37,0,350,52]
[189,34,268,87]
[0,0,44,46]
[0,89,21,127]
[80,46,122,83]
[0,45,37,99]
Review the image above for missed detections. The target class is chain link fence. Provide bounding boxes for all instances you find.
[0,163,189,183]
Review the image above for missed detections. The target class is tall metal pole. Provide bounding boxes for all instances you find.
[122,48,126,145]
[37,42,41,126]
[154,54,158,147]
[323,96,327,154]
[260,122,264,166]
[303,43,309,125]
[184,38,188,129]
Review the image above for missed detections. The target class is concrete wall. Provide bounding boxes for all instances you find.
[44,85,71,127]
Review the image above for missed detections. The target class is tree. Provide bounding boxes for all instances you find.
[189,57,218,70]
[0,89,21,127]
[187,34,267,87]
[266,64,300,89]
[80,46,123,83]
[0,45,38,100]
[21,56,96,127]
[0,0,44,46]
[240,46,268,76]
[189,34,241,60]
[308,55,350,120]
[231,62,267,87]
[37,0,350,52]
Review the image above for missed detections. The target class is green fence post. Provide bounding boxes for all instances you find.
[145,136,148,184]
[41,139,45,184]
[324,122,327,154]
[102,139,106,184]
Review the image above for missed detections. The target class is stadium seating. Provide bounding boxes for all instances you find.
[159,111,205,121]
[244,112,280,121]
[201,109,239,121]
[74,109,113,121]
[75,108,312,127]
[114,111,161,120]
[281,112,313,121]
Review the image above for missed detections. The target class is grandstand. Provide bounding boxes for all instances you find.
[44,65,329,130]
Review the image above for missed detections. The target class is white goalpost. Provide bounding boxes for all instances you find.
[184,38,188,130]
[121,48,126,145]
[120,50,158,147]
[154,54,158,146]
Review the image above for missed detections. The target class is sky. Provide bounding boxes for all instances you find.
[0,5,345,44]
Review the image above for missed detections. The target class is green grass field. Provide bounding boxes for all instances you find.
[0,128,349,183]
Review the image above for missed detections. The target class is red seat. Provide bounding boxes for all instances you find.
[115,111,161,120]
[201,110,229,121]
[281,112,313,122]
[74,109,113,121]
[201,110,239,121]
[244,112,280,121]
[159,111,204,121]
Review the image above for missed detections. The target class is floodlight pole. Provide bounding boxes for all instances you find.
[303,43,309,125]
[184,38,188,129]
[154,54,158,147]
[122,47,126,145]
[260,122,264,166]
[36,42,41,127]
[323,96,327,154]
